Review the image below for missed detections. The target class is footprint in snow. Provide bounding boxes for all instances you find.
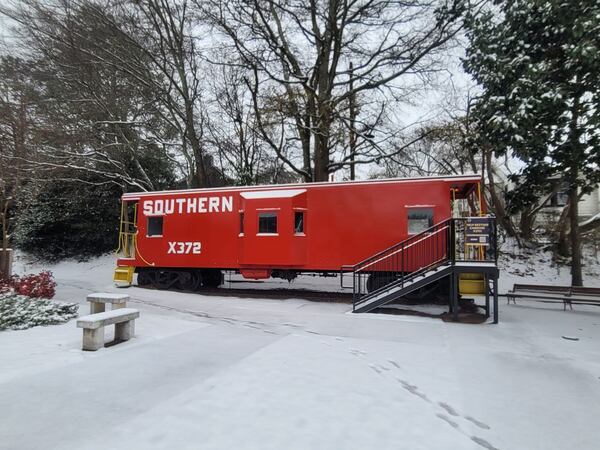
[465,416,491,430]
[471,436,500,450]
[438,402,460,417]
[349,348,366,355]
[387,359,401,369]
[439,402,491,430]
[398,379,431,403]
[436,413,459,429]
[368,364,382,375]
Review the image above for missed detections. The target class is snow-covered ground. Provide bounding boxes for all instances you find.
[498,238,600,290]
[2,252,600,450]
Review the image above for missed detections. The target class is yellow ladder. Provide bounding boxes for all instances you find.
[114,202,138,284]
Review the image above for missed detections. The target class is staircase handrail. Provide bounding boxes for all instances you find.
[350,218,453,272]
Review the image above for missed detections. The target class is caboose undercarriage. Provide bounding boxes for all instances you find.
[136,267,345,291]
[136,267,224,291]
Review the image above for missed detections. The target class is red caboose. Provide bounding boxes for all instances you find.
[114,175,483,290]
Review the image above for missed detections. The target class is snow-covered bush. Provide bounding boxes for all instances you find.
[0,294,78,331]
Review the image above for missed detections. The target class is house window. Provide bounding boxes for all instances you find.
[240,212,244,234]
[294,211,305,233]
[407,208,433,235]
[547,182,569,207]
[147,216,163,236]
[552,191,569,207]
[258,212,277,234]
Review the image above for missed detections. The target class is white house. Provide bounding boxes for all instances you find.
[579,186,600,219]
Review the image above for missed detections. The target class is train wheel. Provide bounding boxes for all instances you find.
[202,269,223,288]
[137,269,154,287]
[178,271,201,291]
[366,272,397,293]
[156,270,177,290]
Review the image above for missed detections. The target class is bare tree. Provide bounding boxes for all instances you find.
[113,0,211,187]
[201,0,465,182]
[0,56,34,276]
[204,63,271,184]
[0,1,179,191]
[1,0,227,188]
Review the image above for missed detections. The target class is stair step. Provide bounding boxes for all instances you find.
[354,265,453,313]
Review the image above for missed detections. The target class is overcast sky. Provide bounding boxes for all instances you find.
[0,9,480,181]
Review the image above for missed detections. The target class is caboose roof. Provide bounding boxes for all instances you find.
[122,173,481,200]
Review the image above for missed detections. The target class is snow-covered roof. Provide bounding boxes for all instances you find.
[240,189,306,199]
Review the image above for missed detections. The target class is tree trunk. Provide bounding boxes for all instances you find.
[519,207,535,241]
[569,178,583,286]
[302,96,314,182]
[348,61,357,180]
[0,194,12,279]
[191,143,207,188]
[568,94,583,286]
[1,194,8,251]
[314,135,330,181]
[186,107,207,188]
[556,202,570,257]
[313,106,331,182]
[313,19,333,183]
[0,249,13,279]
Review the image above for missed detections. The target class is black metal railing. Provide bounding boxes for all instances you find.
[342,216,497,312]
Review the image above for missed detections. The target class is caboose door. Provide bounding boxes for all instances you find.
[238,189,307,267]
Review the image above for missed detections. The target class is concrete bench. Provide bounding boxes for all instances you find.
[77,308,140,351]
[86,293,129,314]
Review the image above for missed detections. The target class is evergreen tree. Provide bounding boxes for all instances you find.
[13,180,122,261]
[464,0,600,285]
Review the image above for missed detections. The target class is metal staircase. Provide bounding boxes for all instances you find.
[344,217,499,321]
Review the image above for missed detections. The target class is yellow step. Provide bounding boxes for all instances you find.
[113,266,134,284]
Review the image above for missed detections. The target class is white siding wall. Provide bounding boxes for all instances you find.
[579,186,600,218]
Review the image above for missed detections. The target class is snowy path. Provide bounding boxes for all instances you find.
[1,255,600,449]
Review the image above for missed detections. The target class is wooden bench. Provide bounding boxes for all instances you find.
[563,287,600,310]
[77,308,140,351]
[86,293,129,314]
[506,284,569,304]
[507,284,600,310]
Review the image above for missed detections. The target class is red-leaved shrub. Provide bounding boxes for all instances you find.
[0,271,57,299]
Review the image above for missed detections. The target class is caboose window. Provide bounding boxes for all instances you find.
[258,212,277,234]
[407,208,433,235]
[147,216,163,237]
[294,212,304,233]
